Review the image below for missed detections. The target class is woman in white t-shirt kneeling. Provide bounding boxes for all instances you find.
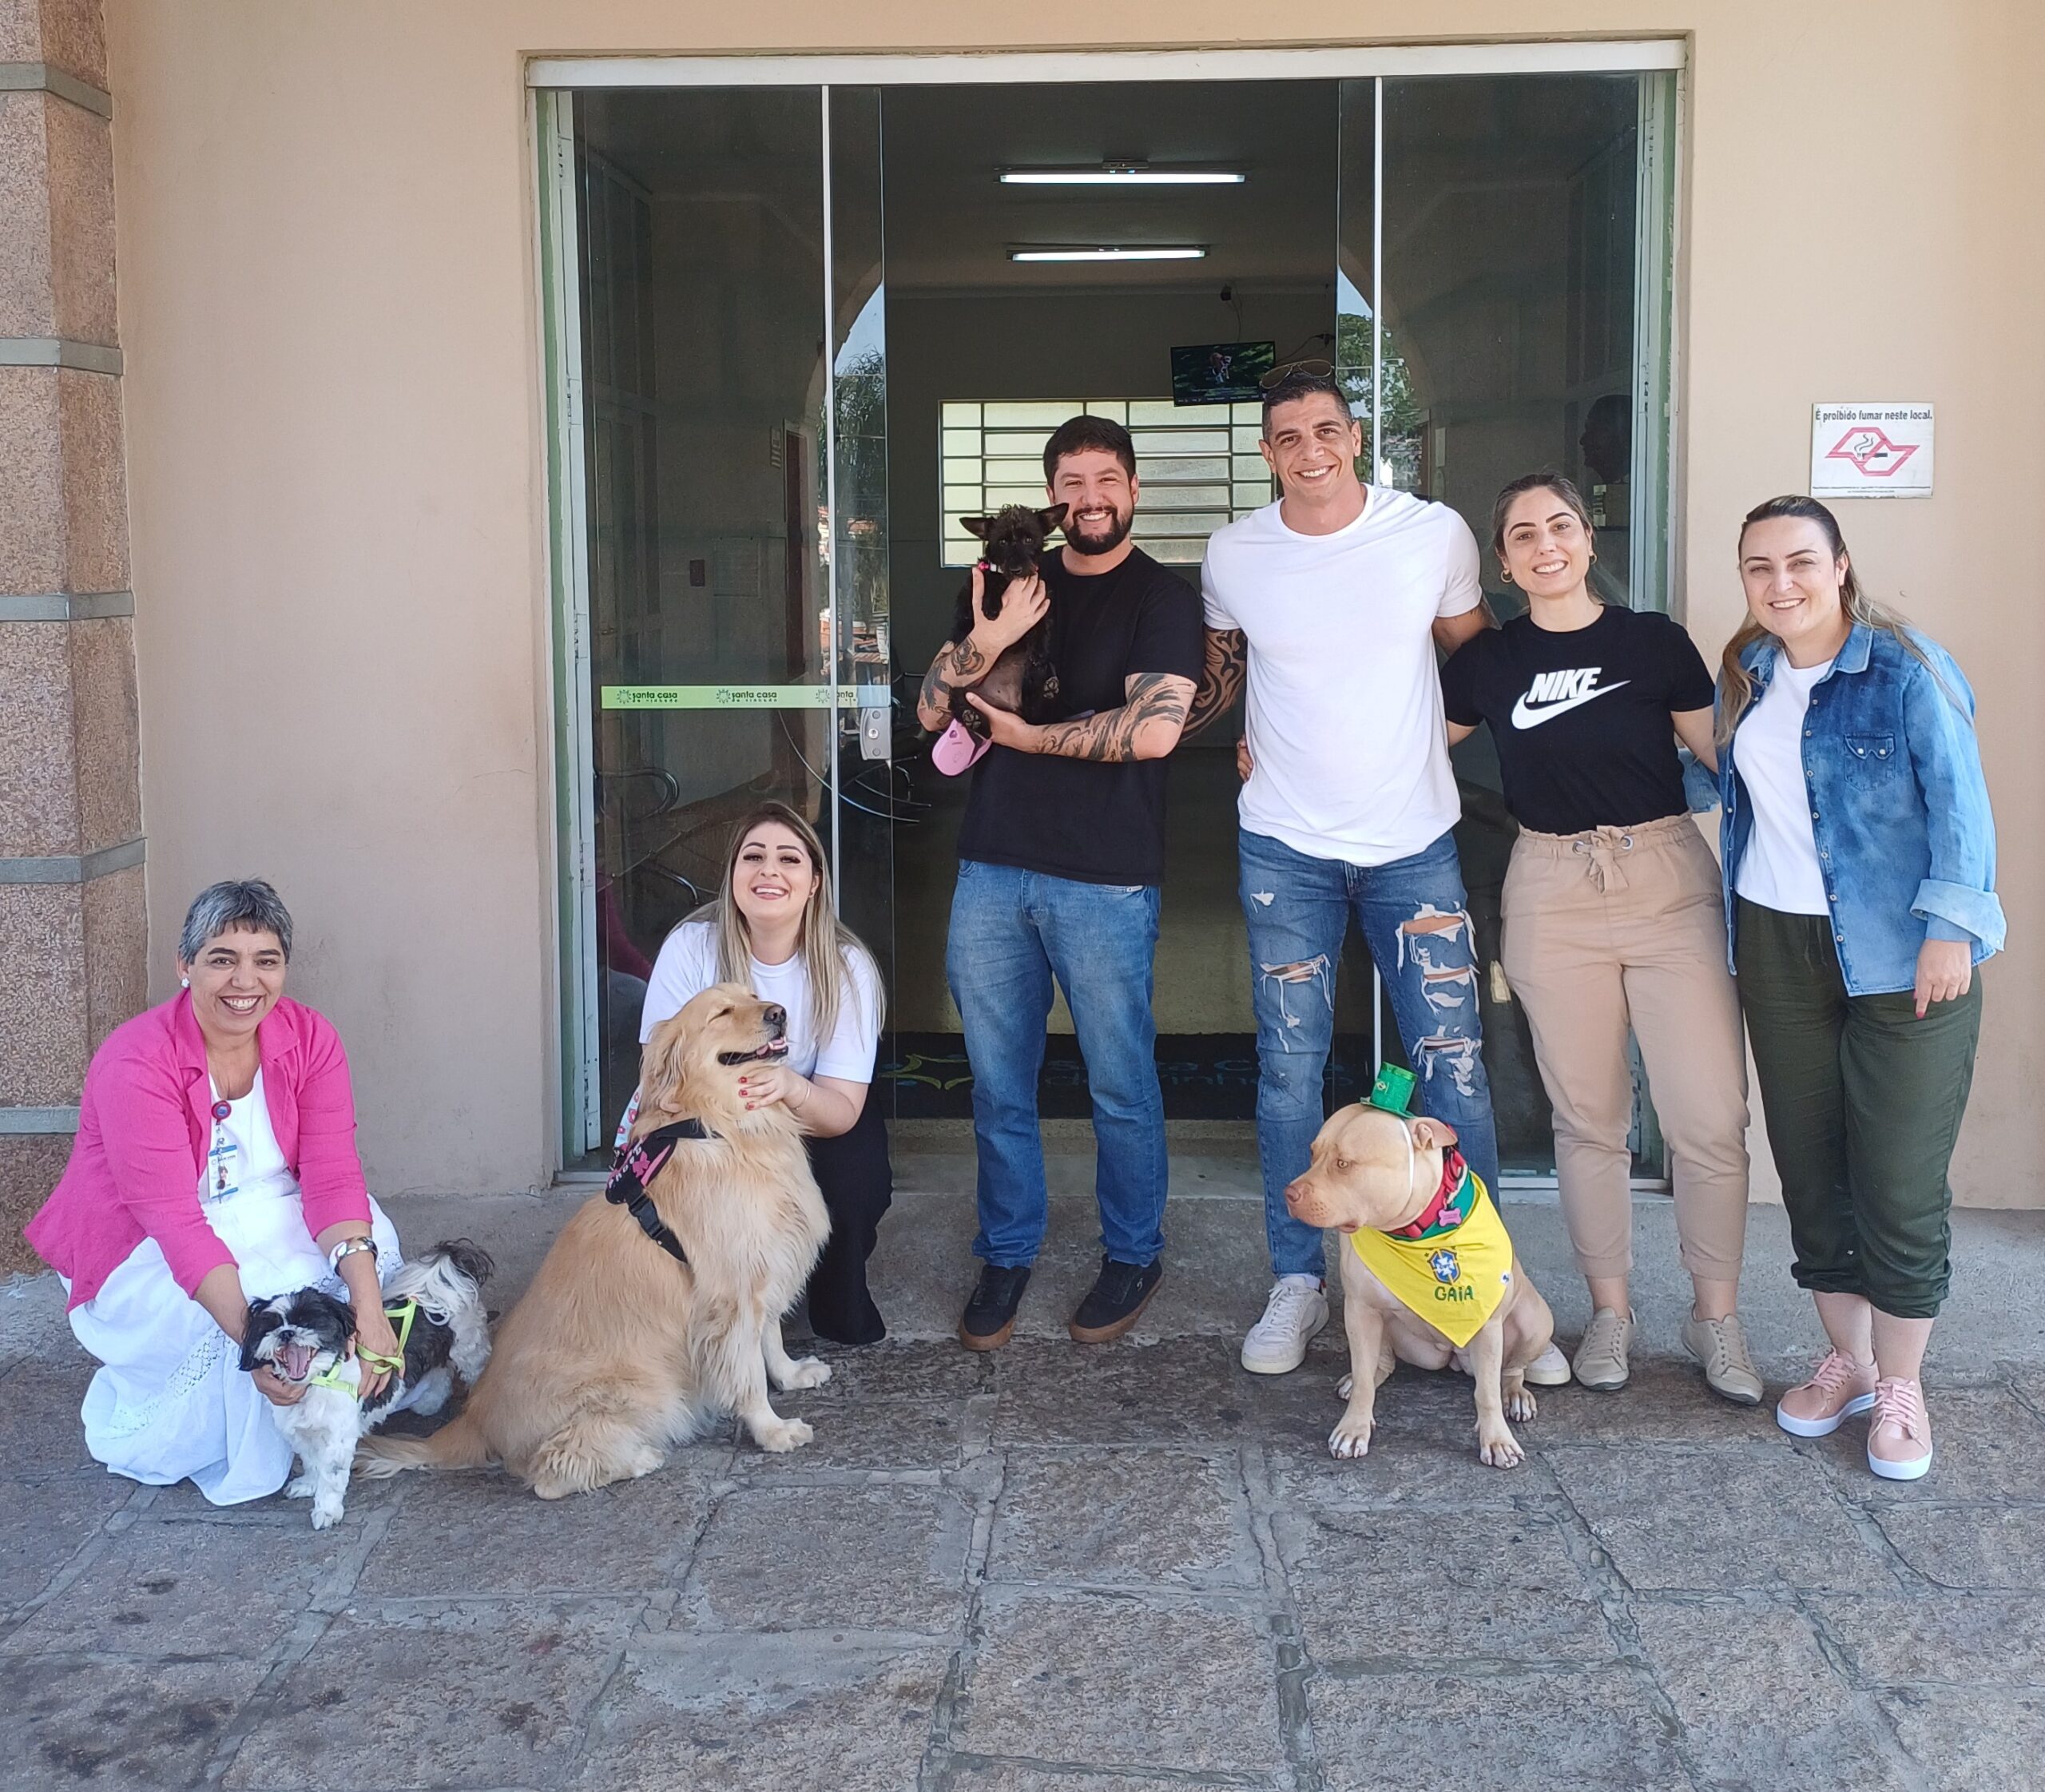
[637,802,891,1345]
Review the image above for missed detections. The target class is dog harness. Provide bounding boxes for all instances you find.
[305,1301,423,1399]
[308,1357,358,1394]
[604,1117,715,1266]
[1348,1161,1515,1348]
[354,1298,419,1378]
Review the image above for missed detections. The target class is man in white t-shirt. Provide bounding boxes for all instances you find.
[1192,368,1504,1375]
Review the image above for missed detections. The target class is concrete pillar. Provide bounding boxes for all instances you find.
[0,0,143,1273]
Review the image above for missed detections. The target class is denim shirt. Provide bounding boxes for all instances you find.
[1716,622,2004,996]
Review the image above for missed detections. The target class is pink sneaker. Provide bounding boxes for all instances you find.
[931,718,991,777]
[1866,1378,1934,1481]
[1775,1349,1878,1437]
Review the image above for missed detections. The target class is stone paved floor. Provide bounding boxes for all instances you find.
[5,1168,2045,1791]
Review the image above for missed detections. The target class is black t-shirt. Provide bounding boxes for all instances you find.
[955,546,1204,886]
[1439,606,1715,836]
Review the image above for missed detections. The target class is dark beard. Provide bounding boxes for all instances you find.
[1062,508,1134,557]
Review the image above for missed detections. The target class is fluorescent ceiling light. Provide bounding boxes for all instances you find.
[1008,245,1208,262]
[1000,164,1245,186]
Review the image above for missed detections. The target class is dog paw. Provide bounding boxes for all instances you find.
[1475,1423,1526,1469]
[285,1475,313,1500]
[777,1357,832,1392]
[1328,1416,1375,1460]
[752,1417,815,1454]
[1505,1386,1539,1424]
[1335,1372,1354,1401]
[310,1501,345,1530]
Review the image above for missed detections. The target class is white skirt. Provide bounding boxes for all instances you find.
[67,1183,405,1506]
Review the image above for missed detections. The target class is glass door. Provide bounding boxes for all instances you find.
[1336,69,1679,1179]
[538,85,893,1164]
[538,55,1678,1172]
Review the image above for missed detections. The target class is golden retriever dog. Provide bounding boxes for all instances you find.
[357,986,832,1496]
[1285,1103,1555,1469]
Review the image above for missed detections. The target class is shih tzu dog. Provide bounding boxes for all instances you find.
[240,1239,494,1528]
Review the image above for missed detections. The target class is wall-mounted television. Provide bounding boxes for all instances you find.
[1170,340,1274,407]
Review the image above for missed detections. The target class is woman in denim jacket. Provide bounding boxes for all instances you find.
[1716,495,2003,1482]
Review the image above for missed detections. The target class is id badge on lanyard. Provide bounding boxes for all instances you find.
[206,1099,239,1203]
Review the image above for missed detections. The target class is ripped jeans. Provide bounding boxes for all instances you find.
[1238,827,1501,1278]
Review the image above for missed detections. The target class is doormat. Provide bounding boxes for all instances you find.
[882,1032,1387,1122]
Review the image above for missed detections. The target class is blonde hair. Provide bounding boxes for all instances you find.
[1717,495,1954,748]
[686,801,878,1045]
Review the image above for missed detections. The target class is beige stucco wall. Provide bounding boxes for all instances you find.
[102,1,2043,1202]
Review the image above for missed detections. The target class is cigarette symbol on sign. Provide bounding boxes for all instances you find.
[1825,427,1920,478]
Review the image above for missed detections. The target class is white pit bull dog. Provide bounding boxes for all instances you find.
[1285,1102,1556,1468]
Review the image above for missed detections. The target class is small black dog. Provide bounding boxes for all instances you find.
[933,504,1067,770]
[240,1239,494,1528]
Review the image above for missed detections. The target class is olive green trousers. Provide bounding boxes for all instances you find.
[1734,899,1982,1319]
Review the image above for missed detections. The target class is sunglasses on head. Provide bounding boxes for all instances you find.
[1258,357,1336,389]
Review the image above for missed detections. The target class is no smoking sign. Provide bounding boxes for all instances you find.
[1811,403,1934,499]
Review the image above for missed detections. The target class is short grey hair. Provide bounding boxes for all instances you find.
[178,880,294,964]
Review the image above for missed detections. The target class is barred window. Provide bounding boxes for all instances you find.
[939,399,1273,566]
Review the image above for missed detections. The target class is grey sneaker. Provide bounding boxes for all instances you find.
[1571,1307,1634,1392]
[1682,1312,1764,1405]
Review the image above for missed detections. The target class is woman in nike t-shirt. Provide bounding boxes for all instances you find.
[1439,471,1757,1406]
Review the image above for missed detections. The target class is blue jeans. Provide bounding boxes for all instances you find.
[946,860,1169,1268]
[1240,827,1502,1277]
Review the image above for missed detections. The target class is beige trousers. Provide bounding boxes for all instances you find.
[1500,814,1750,1282]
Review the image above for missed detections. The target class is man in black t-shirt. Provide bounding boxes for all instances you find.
[915,415,1204,1352]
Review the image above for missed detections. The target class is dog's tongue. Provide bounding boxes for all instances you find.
[280,1341,314,1380]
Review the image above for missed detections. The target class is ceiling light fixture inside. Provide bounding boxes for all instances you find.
[1000,163,1246,186]
[1008,245,1208,263]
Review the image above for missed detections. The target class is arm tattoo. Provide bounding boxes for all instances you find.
[1183,629,1248,738]
[1030,673,1193,764]
[917,634,990,726]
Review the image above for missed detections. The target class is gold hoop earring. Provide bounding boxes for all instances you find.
[1499,568,1513,584]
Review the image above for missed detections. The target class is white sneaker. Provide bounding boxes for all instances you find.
[1241,1275,1329,1375]
[1523,1342,1573,1388]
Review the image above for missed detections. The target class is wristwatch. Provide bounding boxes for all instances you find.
[329,1237,379,1271]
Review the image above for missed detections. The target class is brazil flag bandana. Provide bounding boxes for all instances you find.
[1348,1165,1514,1348]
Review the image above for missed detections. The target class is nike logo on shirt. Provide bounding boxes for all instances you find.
[1509,669,1631,729]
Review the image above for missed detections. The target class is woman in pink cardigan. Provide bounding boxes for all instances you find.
[26,880,408,1504]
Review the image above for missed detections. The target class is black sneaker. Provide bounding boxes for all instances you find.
[1069,1256,1164,1344]
[959,1262,1031,1352]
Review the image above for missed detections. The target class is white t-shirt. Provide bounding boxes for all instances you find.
[198,1069,299,1207]
[638,921,883,1083]
[1201,487,1482,866]
[1733,657,1833,916]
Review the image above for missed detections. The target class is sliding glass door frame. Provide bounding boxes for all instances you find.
[531,42,1689,1172]
[536,88,602,1155]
